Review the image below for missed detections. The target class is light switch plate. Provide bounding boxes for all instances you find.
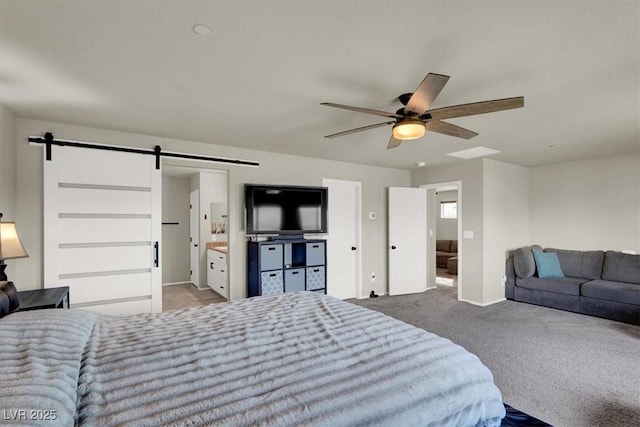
[463,230,474,239]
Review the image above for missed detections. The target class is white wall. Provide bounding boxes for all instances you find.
[435,190,458,240]
[161,175,191,284]
[0,104,17,220]
[12,119,410,298]
[412,159,485,303]
[530,153,640,252]
[482,159,530,304]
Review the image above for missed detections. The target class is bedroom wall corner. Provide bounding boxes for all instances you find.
[14,118,44,289]
[0,104,17,220]
[482,159,530,304]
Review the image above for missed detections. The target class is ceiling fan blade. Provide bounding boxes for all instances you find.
[387,136,403,149]
[425,120,478,139]
[321,102,401,119]
[324,121,395,139]
[426,96,524,120]
[404,73,450,116]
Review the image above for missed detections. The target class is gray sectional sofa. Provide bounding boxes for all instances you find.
[506,246,640,325]
[436,239,458,268]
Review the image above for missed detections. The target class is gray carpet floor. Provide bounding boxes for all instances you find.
[351,286,640,427]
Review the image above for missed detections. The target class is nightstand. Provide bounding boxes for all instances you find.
[17,287,70,311]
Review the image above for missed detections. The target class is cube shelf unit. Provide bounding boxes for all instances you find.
[247,239,326,297]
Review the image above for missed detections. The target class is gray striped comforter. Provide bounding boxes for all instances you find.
[0,292,505,426]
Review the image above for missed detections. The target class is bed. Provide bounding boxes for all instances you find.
[0,291,505,426]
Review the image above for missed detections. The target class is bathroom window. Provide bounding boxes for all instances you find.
[440,201,457,219]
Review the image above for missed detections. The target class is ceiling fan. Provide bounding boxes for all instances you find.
[321,73,524,149]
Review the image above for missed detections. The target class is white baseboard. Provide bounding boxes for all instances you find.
[356,291,385,299]
[162,281,192,287]
[458,297,506,307]
[426,286,437,291]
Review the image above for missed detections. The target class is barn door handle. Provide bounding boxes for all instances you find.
[153,241,159,267]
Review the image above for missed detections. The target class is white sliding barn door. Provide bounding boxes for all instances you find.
[388,187,427,296]
[44,145,162,314]
[323,178,361,299]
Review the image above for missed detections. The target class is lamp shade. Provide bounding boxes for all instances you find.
[392,119,426,140]
[0,222,29,259]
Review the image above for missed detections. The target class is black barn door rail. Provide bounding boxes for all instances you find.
[28,132,260,169]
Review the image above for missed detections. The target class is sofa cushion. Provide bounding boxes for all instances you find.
[436,240,451,252]
[515,276,586,296]
[450,240,458,253]
[581,280,640,305]
[513,245,542,279]
[533,250,565,278]
[602,251,640,285]
[543,248,604,280]
[447,257,458,275]
[436,253,454,268]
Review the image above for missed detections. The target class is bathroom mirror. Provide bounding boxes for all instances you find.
[210,202,227,240]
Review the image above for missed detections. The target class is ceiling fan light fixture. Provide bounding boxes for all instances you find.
[392,119,425,140]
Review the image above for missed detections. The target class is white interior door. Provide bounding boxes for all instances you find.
[44,145,161,314]
[323,179,361,299]
[189,190,200,287]
[388,187,427,296]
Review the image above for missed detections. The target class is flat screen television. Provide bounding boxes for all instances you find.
[244,184,328,235]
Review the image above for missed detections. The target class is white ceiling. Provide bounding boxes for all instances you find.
[1,1,638,170]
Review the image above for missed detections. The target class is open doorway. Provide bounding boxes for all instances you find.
[434,188,459,290]
[420,181,462,300]
[161,161,229,311]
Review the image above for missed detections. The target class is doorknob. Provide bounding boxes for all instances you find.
[391,245,397,250]
[351,246,357,251]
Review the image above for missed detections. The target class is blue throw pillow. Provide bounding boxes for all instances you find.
[532,250,565,278]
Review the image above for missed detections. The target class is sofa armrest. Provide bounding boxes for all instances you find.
[0,281,20,318]
[505,256,516,300]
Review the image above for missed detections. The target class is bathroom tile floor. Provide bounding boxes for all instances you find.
[162,283,226,312]
[435,267,458,288]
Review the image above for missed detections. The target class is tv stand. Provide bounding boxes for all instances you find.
[269,234,305,241]
[247,238,326,297]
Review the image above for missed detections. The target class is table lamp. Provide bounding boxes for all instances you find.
[0,213,29,281]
